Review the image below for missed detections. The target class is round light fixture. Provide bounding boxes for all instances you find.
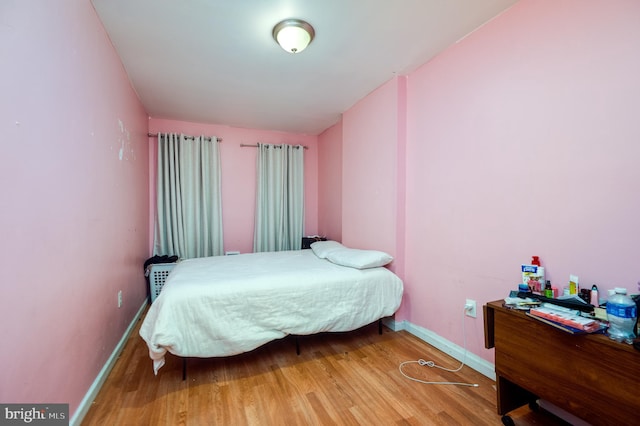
[272,19,315,54]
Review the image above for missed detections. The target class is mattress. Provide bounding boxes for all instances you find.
[139,249,403,373]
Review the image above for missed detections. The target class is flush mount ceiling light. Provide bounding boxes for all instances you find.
[272,19,315,54]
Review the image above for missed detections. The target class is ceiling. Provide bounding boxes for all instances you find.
[91,0,518,135]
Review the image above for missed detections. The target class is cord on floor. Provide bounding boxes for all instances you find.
[398,308,479,387]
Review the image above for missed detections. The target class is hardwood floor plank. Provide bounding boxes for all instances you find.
[305,391,337,425]
[82,314,571,425]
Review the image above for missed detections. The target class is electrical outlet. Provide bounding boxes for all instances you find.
[118,290,123,308]
[465,299,476,318]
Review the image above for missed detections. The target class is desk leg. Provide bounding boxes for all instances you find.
[496,375,538,415]
[484,304,495,349]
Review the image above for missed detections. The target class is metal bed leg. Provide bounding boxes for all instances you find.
[182,358,187,381]
[378,318,383,335]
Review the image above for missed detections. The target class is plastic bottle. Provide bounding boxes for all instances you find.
[606,288,637,344]
[544,280,553,298]
[590,285,599,306]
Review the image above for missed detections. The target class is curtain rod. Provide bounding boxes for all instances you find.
[147,133,222,142]
[240,143,308,150]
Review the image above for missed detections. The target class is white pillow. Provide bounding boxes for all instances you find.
[310,240,345,258]
[325,248,393,269]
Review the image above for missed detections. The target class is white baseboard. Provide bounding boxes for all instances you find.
[70,300,148,426]
[383,318,496,381]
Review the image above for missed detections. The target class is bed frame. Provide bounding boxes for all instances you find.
[179,319,384,380]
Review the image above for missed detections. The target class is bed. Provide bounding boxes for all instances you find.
[139,241,403,374]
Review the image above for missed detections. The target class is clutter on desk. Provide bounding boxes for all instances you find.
[508,256,639,341]
[504,294,541,310]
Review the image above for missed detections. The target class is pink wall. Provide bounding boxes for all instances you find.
[317,120,343,242]
[403,0,640,361]
[148,119,319,254]
[341,79,402,257]
[5,0,637,415]
[0,0,149,417]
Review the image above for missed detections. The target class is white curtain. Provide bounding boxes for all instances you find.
[253,143,304,252]
[154,133,223,259]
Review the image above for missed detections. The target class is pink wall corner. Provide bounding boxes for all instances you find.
[0,0,149,416]
[403,0,640,362]
[341,78,402,257]
[393,77,408,304]
[317,120,343,242]
[148,119,319,254]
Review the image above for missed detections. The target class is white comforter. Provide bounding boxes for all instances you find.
[139,249,403,373]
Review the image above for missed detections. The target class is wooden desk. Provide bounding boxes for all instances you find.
[484,300,640,425]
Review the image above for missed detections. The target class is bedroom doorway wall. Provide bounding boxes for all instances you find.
[317,120,343,243]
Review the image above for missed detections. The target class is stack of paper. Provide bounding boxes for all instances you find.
[529,305,600,332]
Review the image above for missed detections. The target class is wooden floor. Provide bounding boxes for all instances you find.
[82,313,569,425]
